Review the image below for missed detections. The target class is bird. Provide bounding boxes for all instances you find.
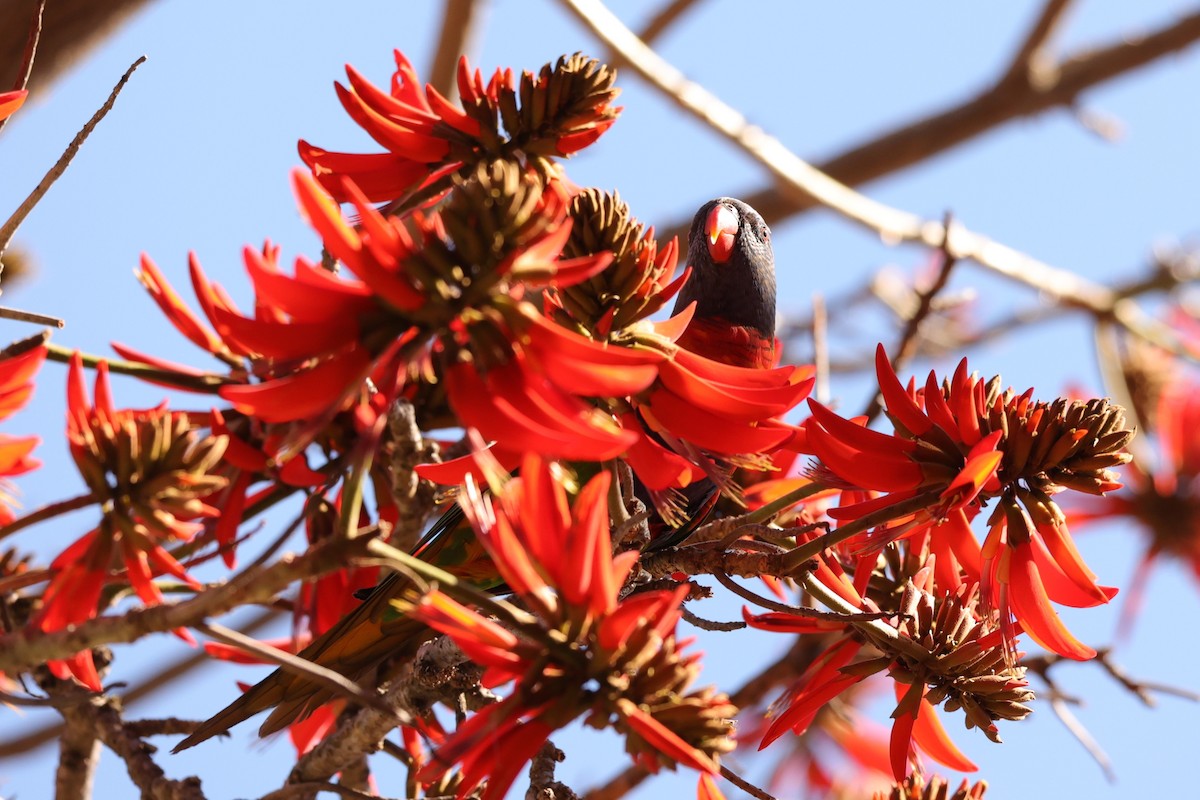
[673,197,777,371]
[642,197,778,550]
[174,197,778,750]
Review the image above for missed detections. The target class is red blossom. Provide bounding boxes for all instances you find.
[806,345,1129,659]
[405,454,733,798]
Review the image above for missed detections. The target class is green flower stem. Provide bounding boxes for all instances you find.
[365,538,536,630]
[338,450,373,540]
[743,480,828,525]
[781,490,941,572]
[43,342,230,393]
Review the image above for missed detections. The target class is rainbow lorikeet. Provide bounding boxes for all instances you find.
[175,197,778,749]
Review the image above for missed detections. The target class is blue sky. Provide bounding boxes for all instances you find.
[1,1,1198,797]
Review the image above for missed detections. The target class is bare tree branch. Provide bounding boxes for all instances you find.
[0,532,372,679]
[1000,0,1076,86]
[656,7,1200,239]
[637,0,706,44]
[428,0,488,101]
[0,607,279,758]
[54,702,101,800]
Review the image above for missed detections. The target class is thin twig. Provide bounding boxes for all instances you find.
[0,607,279,758]
[259,783,401,800]
[810,292,829,404]
[637,0,705,44]
[1000,0,1076,86]
[720,765,777,800]
[0,306,64,326]
[680,606,744,632]
[0,490,95,545]
[428,0,488,102]
[527,740,579,800]
[42,341,231,392]
[1048,695,1116,783]
[0,55,146,256]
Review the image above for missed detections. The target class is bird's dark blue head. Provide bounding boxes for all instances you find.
[673,197,777,340]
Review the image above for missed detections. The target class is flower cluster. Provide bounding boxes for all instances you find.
[805,345,1130,659]
[401,454,735,798]
[33,355,227,689]
[300,51,619,202]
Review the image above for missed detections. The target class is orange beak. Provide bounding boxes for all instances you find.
[705,203,739,264]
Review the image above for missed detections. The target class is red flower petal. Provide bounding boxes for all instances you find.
[219,347,372,423]
[875,344,931,436]
[1005,542,1096,660]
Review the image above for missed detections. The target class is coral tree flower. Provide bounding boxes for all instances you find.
[31,355,227,690]
[0,341,46,524]
[132,160,649,463]
[299,51,620,203]
[403,454,735,799]
[806,345,1131,660]
[746,555,1032,781]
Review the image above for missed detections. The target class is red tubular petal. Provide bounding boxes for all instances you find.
[519,454,572,577]
[297,142,431,203]
[923,370,961,440]
[208,305,357,361]
[390,51,429,107]
[334,82,448,161]
[874,344,931,435]
[1029,531,1115,608]
[742,607,844,634]
[344,63,434,126]
[446,362,634,460]
[59,651,102,692]
[658,360,808,421]
[0,89,27,120]
[807,418,922,493]
[889,702,917,781]
[825,487,918,522]
[424,83,482,137]
[672,345,800,389]
[950,360,983,445]
[911,697,977,772]
[621,420,700,490]
[243,248,371,323]
[219,348,371,423]
[697,774,726,800]
[136,254,224,354]
[1006,542,1096,660]
[413,445,522,486]
[937,508,982,583]
[646,390,793,455]
[808,401,917,454]
[620,701,719,774]
[568,469,612,614]
[651,299,695,342]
